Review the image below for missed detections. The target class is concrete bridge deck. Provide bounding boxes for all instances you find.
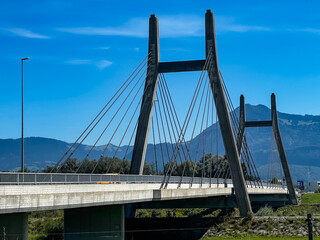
[0,182,288,214]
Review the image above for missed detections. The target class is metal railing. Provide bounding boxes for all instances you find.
[0,172,285,189]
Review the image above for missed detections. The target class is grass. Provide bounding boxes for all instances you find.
[301,193,320,205]
[203,237,320,240]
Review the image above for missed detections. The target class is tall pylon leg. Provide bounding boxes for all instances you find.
[130,15,159,175]
[237,95,246,155]
[271,93,297,204]
[205,10,252,217]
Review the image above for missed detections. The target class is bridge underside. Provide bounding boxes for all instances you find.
[130,193,290,212]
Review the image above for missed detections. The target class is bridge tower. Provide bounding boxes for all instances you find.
[238,94,297,205]
[130,10,252,217]
[130,14,159,175]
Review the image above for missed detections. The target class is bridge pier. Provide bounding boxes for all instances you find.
[0,212,28,240]
[64,205,125,240]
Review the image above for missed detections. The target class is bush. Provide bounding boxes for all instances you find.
[255,205,274,216]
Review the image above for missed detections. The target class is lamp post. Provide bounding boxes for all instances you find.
[21,57,29,173]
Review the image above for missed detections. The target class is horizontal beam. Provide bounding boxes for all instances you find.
[158,60,206,73]
[245,120,272,128]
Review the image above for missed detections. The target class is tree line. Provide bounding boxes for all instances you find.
[41,153,259,181]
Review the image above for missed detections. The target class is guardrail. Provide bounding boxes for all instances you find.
[0,172,285,189]
[0,172,231,185]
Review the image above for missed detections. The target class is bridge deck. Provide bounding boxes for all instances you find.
[0,183,288,214]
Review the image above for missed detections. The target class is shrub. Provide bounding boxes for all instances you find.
[255,205,274,216]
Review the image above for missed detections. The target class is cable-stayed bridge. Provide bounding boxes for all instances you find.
[0,10,297,240]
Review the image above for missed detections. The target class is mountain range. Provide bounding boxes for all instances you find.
[1,104,319,183]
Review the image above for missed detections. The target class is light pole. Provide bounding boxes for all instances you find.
[21,57,29,173]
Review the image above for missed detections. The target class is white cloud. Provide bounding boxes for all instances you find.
[215,17,271,33]
[58,15,202,38]
[96,46,110,50]
[2,28,50,39]
[294,28,320,34]
[66,59,92,64]
[159,15,203,37]
[133,47,140,52]
[58,18,148,37]
[66,59,112,69]
[58,15,270,38]
[96,60,113,69]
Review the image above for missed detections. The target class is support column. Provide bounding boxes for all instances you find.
[64,205,125,240]
[205,9,252,217]
[130,14,159,175]
[236,95,246,155]
[271,93,297,204]
[0,213,28,240]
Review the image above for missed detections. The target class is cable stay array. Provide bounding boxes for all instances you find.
[44,50,283,190]
[160,51,263,189]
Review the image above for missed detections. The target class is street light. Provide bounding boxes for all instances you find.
[21,57,29,173]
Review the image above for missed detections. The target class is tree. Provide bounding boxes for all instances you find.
[42,157,157,175]
[271,177,279,184]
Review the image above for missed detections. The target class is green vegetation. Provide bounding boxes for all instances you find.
[162,153,258,180]
[255,205,274,216]
[42,157,156,175]
[202,217,320,239]
[136,208,222,218]
[302,193,320,204]
[271,177,279,184]
[29,211,63,240]
[40,153,258,180]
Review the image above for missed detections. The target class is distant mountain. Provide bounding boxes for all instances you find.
[1,104,319,182]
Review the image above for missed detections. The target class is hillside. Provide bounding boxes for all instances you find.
[1,104,319,182]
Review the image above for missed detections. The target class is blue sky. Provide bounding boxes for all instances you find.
[1,0,320,144]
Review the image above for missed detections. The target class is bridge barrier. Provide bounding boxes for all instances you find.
[0,172,285,189]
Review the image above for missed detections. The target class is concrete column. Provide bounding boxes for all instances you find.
[236,95,246,155]
[0,213,28,240]
[64,205,125,240]
[205,9,252,217]
[271,93,297,204]
[130,14,160,175]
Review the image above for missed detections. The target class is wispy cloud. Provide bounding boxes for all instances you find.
[66,59,113,69]
[58,18,147,37]
[58,15,202,38]
[216,17,271,33]
[58,15,270,38]
[96,46,110,50]
[293,28,320,34]
[2,28,50,39]
[160,15,203,37]
[96,60,112,69]
[66,59,92,64]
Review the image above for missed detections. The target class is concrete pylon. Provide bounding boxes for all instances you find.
[130,14,159,175]
[271,93,297,205]
[237,95,246,155]
[205,10,252,217]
